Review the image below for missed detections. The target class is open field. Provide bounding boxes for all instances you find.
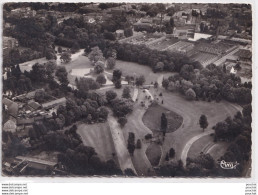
[187,134,213,159]
[76,122,116,162]
[142,104,183,133]
[206,142,230,161]
[106,60,171,85]
[146,143,162,167]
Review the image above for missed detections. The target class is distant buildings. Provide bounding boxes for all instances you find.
[10,7,36,18]
[173,24,196,39]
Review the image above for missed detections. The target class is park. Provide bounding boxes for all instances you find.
[53,46,241,176]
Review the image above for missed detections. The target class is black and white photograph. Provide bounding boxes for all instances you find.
[1,2,253,178]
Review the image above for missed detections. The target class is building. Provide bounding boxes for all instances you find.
[42,97,66,110]
[10,7,36,18]
[234,49,252,62]
[173,24,196,39]
[3,98,19,118]
[13,156,58,175]
[3,120,17,133]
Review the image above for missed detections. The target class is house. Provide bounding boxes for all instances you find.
[28,100,41,110]
[3,98,19,118]
[42,97,66,110]
[3,120,17,133]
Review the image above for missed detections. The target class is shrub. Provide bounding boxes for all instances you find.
[145,134,152,140]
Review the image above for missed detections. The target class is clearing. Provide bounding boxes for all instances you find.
[105,60,171,85]
[76,122,116,162]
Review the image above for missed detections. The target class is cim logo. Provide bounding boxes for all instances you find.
[218,160,239,169]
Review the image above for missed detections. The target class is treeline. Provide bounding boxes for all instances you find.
[214,104,252,177]
[162,64,251,104]
[111,42,202,73]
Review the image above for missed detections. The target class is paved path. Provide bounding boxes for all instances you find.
[132,88,139,102]
[107,115,137,174]
[181,130,214,166]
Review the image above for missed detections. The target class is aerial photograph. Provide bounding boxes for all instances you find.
[2,2,252,177]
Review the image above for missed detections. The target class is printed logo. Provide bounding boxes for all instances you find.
[218,160,239,169]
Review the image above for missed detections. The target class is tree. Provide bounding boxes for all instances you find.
[112,69,122,82]
[58,46,63,53]
[161,113,168,136]
[55,66,69,87]
[136,139,142,149]
[122,86,131,99]
[111,98,133,117]
[105,90,117,103]
[118,117,127,128]
[46,48,57,60]
[162,79,169,89]
[98,107,109,121]
[154,62,164,72]
[199,115,208,132]
[94,61,105,74]
[135,75,145,87]
[114,80,122,89]
[106,57,116,69]
[60,51,71,63]
[169,148,175,158]
[185,88,196,100]
[124,28,133,37]
[96,74,106,85]
[71,41,80,53]
[124,168,136,176]
[88,46,104,66]
[127,132,135,156]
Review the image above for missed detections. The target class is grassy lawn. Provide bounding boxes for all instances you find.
[207,142,230,161]
[145,143,162,167]
[142,104,183,133]
[187,134,213,159]
[106,60,167,85]
[76,122,117,162]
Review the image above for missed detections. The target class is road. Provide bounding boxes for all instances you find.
[107,115,137,175]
